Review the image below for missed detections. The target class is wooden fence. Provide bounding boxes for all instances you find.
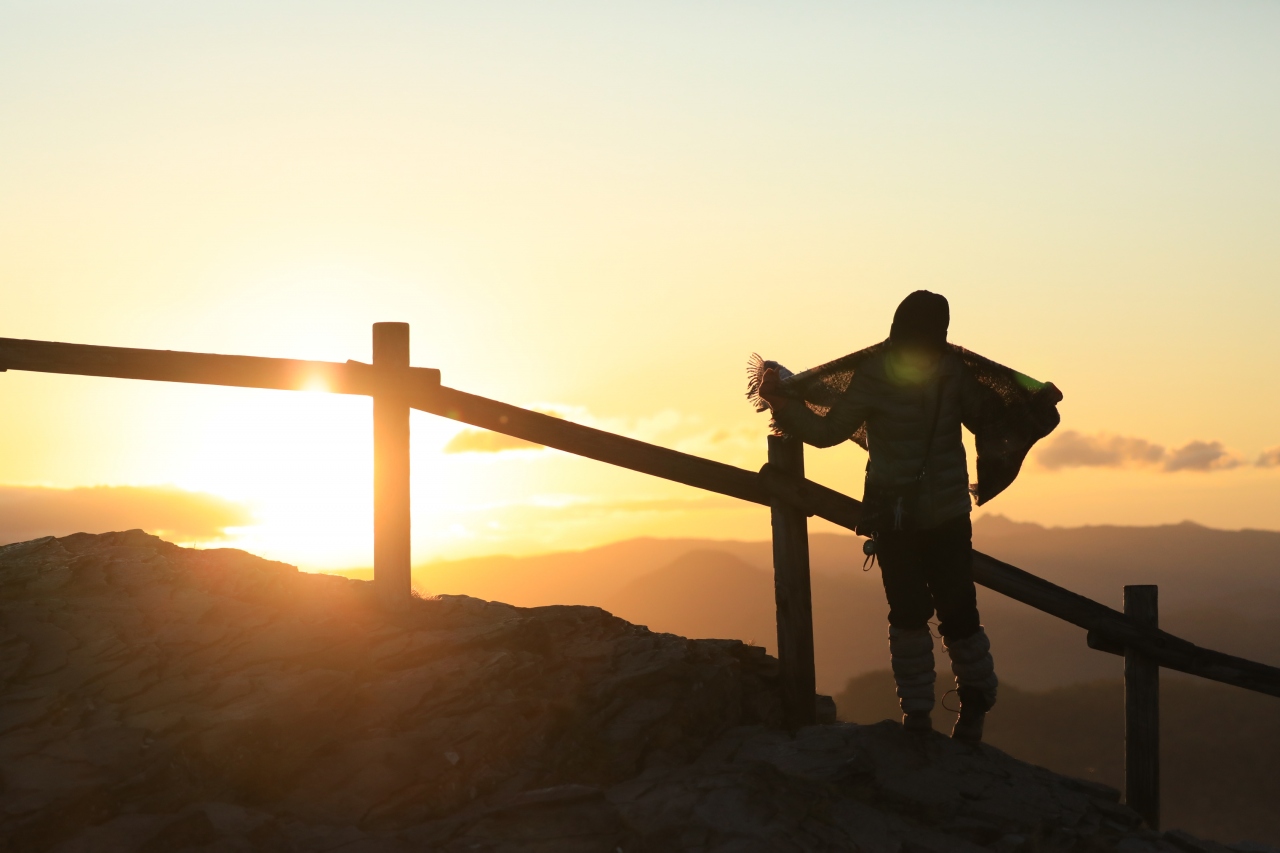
[3,323,1279,831]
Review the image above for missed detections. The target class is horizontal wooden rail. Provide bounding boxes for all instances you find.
[5,338,1278,700]
[758,462,860,530]
[409,379,1280,699]
[406,382,772,506]
[972,552,1280,698]
[0,337,440,395]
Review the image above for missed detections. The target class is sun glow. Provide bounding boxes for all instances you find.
[298,374,331,394]
[164,389,371,566]
[153,384,755,570]
[2,2,1280,567]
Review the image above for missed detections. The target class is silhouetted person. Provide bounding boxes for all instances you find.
[750,291,1061,741]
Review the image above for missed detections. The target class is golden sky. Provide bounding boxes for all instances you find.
[3,2,1279,569]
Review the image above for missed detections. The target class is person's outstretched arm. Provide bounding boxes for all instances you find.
[758,367,869,448]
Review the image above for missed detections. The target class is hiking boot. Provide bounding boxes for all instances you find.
[943,627,997,744]
[903,710,933,733]
[951,706,985,743]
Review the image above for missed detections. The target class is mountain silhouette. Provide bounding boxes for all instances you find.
[603,549,775,646]
[395,517,1280,693]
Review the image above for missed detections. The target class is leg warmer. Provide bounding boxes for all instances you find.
[944,626,998,711]
[888,626,936,714]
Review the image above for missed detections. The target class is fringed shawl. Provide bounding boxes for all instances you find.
[747,342,1062,505]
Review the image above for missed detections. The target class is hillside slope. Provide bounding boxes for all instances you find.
[836,671,1280,846]
[0,531,1258,852]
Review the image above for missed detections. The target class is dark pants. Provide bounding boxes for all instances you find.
[877,514,981,641]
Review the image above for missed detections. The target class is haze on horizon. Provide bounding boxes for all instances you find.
[3,1,1279,570]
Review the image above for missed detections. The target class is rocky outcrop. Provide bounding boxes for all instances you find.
[0,531,1268,852]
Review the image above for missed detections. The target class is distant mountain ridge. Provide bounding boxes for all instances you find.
[604,550,776,648]
[973,515,1280,613]
[370,516,1280,692]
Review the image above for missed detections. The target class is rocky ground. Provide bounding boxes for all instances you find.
[0,531,1272,853]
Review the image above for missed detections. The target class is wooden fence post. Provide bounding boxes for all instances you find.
[1125,584,1159,829]
[768,434,816,728]
[373,323,412,610]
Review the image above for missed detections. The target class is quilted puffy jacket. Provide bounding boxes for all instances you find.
[771,349,982,529]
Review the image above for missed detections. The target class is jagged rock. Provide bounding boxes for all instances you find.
[0,531,1251,852]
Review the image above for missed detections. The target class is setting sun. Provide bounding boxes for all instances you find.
[2,1,1278,569]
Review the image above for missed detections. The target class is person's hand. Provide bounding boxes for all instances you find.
[758,367,790,411]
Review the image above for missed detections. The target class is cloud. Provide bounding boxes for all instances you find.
[1037,431,1165,470]
[1162,440,1242,472]
[1257,447,1280,468]
[1037,431,1246,473]
[0,485,253,546]
[443,430,543,454]
[442,408,567,454]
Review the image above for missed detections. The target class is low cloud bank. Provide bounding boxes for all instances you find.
[1257,446,1280,468]
[442,408,566,454]
[1037,432,1166,470]
[0,485,253,546]
[443,430,543,454]
[1036,431,1269,473]
[1162,440,1242,472]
